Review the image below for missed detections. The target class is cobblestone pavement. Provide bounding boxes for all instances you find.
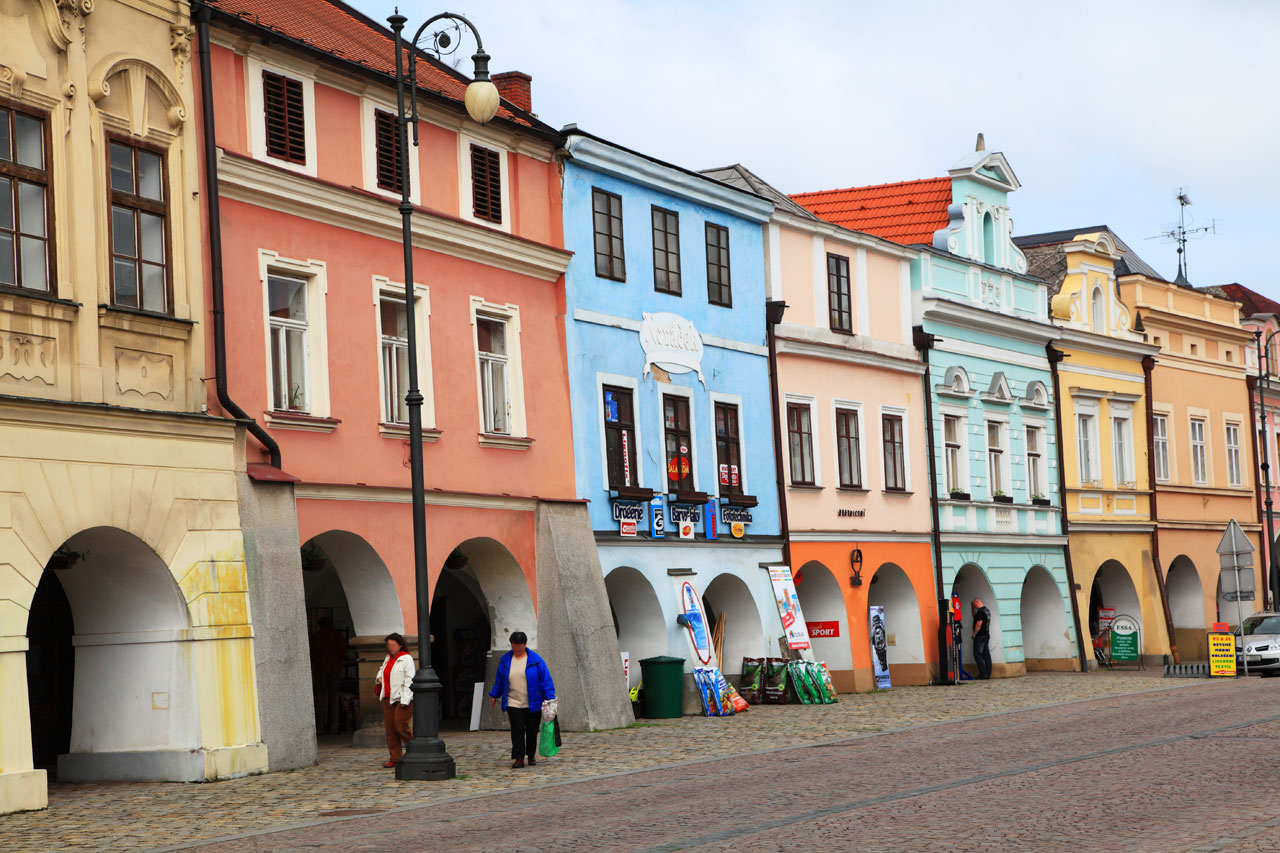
[0,672,1258,851]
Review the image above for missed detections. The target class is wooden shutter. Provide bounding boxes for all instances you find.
[263,71,305,164]
[470,144,502,223]
[375,110,401,191]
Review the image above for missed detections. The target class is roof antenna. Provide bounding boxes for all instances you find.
[975,132,985,152]
[1146,187,1215,285]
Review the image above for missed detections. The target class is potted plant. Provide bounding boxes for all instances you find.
[444,547,469,570]
[300,542,326,572]
[948,488,970,501]
[1031,492,1051,507]
[46,545,90,572]
[992,490,1013,504]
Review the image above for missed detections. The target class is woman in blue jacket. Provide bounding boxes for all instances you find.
[488,631,555,768]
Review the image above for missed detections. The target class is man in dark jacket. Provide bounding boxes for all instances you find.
[971,598,993,680]
[488,631,556,768]
[309,616,348,734]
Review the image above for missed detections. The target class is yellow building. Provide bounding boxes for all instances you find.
[1016,228,1164,667]
[0,0,272,813]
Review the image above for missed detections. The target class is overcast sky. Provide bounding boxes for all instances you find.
[358,0,1278,295]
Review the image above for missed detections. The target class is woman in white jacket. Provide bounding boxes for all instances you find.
[375,633,415,767]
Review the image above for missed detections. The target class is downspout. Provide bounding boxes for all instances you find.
[913,326,948,682]
[765,300,791,568]
[1246,375,1270,611]
[194,2,281,468]
[1143,354,1178,664]
[1048,345,1089,672]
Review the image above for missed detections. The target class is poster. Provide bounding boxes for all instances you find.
[1207,631,1237,677]
[869,605,892,689]
[677,580,714,666]
[621,651,631,690]
[767,566,811,651]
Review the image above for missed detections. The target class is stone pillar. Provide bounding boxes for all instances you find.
[0,636,46,813]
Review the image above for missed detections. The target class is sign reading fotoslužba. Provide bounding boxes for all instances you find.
[639,312,704,385]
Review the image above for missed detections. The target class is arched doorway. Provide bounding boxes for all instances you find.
[605,567,665,689]
[953,564,1004,669]
[432,538,535,724]
[795,561,851,680]
[1167,556,1207,660]
[1088,560,1141,638]
[868,563,926,685]
[26,527,198,782]
[702,573,767,674]
[1020,566,1071,668]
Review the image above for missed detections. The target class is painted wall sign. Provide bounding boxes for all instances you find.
[837,508,866,518]
[808,620,840,639]
[639,312,705,384]
[768,566,811,651]
[869,605,891,689]
[679,581,713,665]
[650,495,666,538]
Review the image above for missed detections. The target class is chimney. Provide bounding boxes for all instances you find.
[492,71,532,114]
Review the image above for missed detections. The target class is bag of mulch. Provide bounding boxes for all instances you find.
[786,661,814,705]
[739,657,766,704]
[803,662,827,704]
[716,669,749,713]
[763,657,790,704]
[815,661,839,704]
[693,668,723,717]
[710,667,737,716]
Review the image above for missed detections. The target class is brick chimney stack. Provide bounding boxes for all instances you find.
[492,71,532,114]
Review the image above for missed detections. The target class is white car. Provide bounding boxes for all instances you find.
[1238,612,1280,676]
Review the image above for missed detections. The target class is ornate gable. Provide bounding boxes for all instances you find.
[933,136,1028,276]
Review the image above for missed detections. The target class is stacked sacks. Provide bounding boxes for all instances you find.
[693,667,748,716]
[739,658,766,704]
[785,660,839,705]
[763,657,790,704]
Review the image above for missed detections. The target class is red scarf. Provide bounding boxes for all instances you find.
[382,651,407,700]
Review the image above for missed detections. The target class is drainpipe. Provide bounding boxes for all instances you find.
[1142,355,1178,664]
[1247,375,1271,611]
[194,2,281,469]
[913,327,948,682]
[1048,345,1089,672]
[765,300,791,568]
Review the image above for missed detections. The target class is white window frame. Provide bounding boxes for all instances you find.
[1024,419,1047,500]
[372,276,432,431]
[784,393,820,488]
[596,372,643,492]
[1226,420,1243,488]
[246,56,318,178]
[985,416,1010,499]
[879,404,911,492]
[1110,403,1135,487]
[361,96,421,203]
[258,250,330,420]
[1189,415,1208,485]
[659,382,699,493]
[1152,412,1171,483]
[832,398,868,490]
[709,390,747,498]
[458,131,511,233]
[470,297,526,439]
[939,404,970,495]
[1075,398,1101,485]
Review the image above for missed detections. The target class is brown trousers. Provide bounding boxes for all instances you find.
[382,699,413,761]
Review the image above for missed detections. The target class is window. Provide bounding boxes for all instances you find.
[592,188,624,281]
[714,402,743,496]
[1091,287,1104,331]
[379,297,409,424]
[267,274,309,412]
[1112,415,1132,485]
[0,104,50,291]
[477,315,509,434]
[836,408,863,488]
[1026,425,1044,498]
[705,223,731,306]
[263,70,306,164]
[374,109,402,192]
[651,206,681,294]
[470,144,502,224]
[1078,413,1098,483]
[944,414,963,493]
[603,385,637,489]
[1153,415,1170,481]
[787,403,815,486]
[663,395,694,493]
[1190,417,1207,484]
[987,421,1005,496]
[827,253,852,333]
[1226,423,1242,487]
[882,413,906,491]
[108,140,169,313]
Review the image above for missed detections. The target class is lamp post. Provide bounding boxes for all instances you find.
[1254,329,1279,611]
[387,10,499,782]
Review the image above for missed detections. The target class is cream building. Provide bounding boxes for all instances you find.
[0,0,278,813]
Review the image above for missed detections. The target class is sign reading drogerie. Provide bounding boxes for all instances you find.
[639,312,704,384]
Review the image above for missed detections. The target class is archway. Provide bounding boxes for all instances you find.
[953,564,1004,668]
[1020,566,1071,667]
[795,561,851,677]
[605,567,666,689]
[26,527,198,782]
[1088,560,1141,639]
[431,537,535,723]
[868,563,926,684]
[702,573,767,674]
[1167,556,1207,660]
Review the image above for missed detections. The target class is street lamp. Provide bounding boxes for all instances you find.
[1254,328,1279,612]
[387,9,499,782]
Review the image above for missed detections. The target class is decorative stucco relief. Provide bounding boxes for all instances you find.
[115,348,173,399]
[0,332,57,385]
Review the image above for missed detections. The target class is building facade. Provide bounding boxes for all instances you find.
[795,143,1077,677]
[1,0,268,814]
[708,165,936,690]
[561,132,784,708]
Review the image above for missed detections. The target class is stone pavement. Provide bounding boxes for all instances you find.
[0,672,1232,851]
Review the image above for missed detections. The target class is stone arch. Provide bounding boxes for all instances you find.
[1167,555,1207,660]
[868,563,926,682]
[1020,565,1071,665]
[1089,559,1142,638]
[440,537,537,649]
[953,563,1004,665]
[303,530,403,637]
[942,365,971,395]
[795,561,851,673]
[702,573,767,675]
[604,566,665,688]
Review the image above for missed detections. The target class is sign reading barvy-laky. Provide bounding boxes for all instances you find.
[639,312,704,384]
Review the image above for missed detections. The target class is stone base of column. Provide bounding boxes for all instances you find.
[0,769,47,815]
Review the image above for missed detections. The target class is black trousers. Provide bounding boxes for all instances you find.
[507,707,540,759]
[974,635,993,679]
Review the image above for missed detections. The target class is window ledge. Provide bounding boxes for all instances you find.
[836,487,869,494]
[98,304,193,340]
[478,433,534,450]
[379,423,441,442]
[787,484,823,492]
[882,489,914,496]
[611,486,656,501]
[265,411,340,433]
[668,490,711,504]
[720,493,758,508]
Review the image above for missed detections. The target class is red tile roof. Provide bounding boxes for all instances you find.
[1216,283,1280,317]
[206,0,531,127]
[789,177,952,245]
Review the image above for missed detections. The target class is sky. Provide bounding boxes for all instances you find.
[356,0,1280,294]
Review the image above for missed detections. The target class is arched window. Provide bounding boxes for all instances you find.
[1091,287,1105,331]
[982,212,995,264]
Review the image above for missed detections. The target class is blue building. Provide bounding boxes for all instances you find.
[560,129,784,702]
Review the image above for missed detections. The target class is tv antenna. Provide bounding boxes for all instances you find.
[1146,188,1215,284]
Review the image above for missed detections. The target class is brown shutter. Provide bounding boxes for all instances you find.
[263,70,306,165]
[375,110,401,191]
[470,144,502,223]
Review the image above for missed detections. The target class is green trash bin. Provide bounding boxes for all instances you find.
[638,655,686,719]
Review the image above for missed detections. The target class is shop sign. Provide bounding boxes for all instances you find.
[1097,607,1115,632]
[1109,614,1140,662]
[768,566,811,651]
[869,605,891,689]
[620,519,637,537]
[705,500,718,540]
[808,621,840,639]
[730,522,746,539]
[721,506,752,524]
[612,501,645,522]
[639,312,705,384]
[837,508,866,518]
[1207,632,1237,677]
[650,495,666,539]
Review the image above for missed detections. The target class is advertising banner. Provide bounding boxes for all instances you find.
[671,504,699,540]
[1208,632,1237,677]
[675,579,714,666]
[612,501,643,537]
[650,495,665,539]
[705,500,717,540]
[767,566,811,651]
[808,621,840,639]
[722,505,751,539]
[1109,614,1140,662]
[869,605,892,689]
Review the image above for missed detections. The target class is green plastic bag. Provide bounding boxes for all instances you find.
[538,719,559,757]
